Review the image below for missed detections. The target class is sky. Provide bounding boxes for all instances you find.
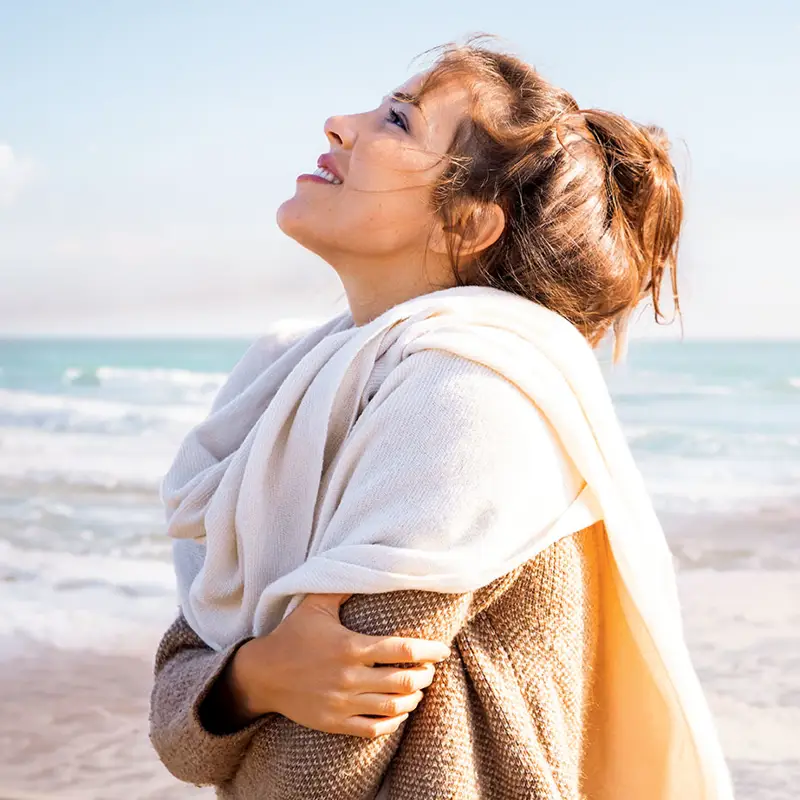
[1,0,798,339]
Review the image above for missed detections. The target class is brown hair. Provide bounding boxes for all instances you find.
[413,38,684,363]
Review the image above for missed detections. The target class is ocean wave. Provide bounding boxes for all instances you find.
[610,379,737,398]
[0,540,177,655]
[61,364,227,409]
[0,426,180,487]
[0,388,205,435]
[63,364,228,392]
[0,471,162,498]
[625,425,800,459]
[611,374,800,400]
[0,540,175,594]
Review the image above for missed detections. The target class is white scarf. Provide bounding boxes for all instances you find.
[162,285,732,799]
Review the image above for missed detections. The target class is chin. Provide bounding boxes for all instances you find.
[275,198,334,261]
[276,195,301,237]
[275,197,311,246]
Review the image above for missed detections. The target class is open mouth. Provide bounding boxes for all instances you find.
[312,167,342,185]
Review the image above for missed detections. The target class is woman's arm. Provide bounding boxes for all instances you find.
[237,591,482,800]
[149,593,452,788]
[228,587,479,799]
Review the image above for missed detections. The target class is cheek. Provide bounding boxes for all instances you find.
[353,137,441,193]
[352,192,432,251]
[276,139,441,254]
[339,141,440,239]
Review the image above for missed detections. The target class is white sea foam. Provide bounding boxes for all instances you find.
[66,365,228,388]
[0,388,205,435]
[63,366,228,411]
[613,384,738,398]
[606,368,739,397]
[638,453,800,513]
[0,426,181,488]
[0,540,177,658]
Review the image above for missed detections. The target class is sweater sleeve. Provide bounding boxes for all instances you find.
[148,589,489,796]
[149,613,273,786]
[231,587,486,799]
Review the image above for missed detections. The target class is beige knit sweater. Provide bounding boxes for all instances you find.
[149,520,604,799]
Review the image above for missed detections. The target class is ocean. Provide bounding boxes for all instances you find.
[0,333,798,797]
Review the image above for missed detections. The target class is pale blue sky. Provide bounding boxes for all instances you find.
[1,0,797,338]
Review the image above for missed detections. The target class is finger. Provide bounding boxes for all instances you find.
[362,635,451,666]
[352,691,425,718]
[352,663,436,694]
[343,713,410,739]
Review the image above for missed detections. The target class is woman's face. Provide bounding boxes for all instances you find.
[277,72,471,270]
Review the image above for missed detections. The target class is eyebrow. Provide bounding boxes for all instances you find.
[390,90,422,108]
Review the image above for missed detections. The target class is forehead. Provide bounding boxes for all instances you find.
[396,69,471,107]
[394,70,472,146]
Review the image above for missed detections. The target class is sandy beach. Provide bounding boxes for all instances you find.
[0,637,211,800]
[1,512,798,799]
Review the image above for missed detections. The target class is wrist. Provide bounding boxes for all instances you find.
[225,639,269,720]
[198,638,267,735]
[229,635,284,719]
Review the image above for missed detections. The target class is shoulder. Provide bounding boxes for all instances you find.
[354,348,583,502]
[211,315,346,413]
[365,348,559,450]
[330,347,585,557]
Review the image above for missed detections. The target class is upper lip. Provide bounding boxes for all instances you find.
[316,154,343,182]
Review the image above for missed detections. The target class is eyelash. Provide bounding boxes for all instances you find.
[386,106,409,133]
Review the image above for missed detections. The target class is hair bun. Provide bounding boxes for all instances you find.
[415,41,685,365]
[641,123,670,153]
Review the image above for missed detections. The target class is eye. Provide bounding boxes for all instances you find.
[386,106,409,133]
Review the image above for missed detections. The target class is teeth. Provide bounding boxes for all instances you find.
[313,167,342,185]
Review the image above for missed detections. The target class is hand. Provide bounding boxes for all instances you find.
[224,593,451,738]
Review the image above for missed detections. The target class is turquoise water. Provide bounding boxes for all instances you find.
[605,339,800,512]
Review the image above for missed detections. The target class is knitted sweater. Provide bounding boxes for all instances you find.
[150,520,604,799]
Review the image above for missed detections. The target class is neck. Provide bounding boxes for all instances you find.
[333,253,455,327]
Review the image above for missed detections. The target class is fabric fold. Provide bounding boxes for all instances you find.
[162,284,733,799]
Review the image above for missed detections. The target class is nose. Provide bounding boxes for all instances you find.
[324,114,356,149]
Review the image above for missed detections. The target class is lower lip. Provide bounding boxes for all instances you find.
[297,174,341,185]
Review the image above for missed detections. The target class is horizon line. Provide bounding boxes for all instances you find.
[1,332,798,344]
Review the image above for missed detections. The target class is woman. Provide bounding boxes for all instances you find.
[150,40,732,799]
